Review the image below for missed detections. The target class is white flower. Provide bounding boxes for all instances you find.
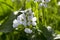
[27,10,34,21]
[28,16,33,21]
[34,0,44,3]
[27,17,37,26]
[24,28,32,34]
[47,26,55,34]
[22,20,27,27]
[32,22,36,26]
[13,19,19,28]
[58,2,60,6]
[54,34,60,39]
[17,14,26,24]
[45,0,50,3]
[39,3,47,8]
[32,17,36,22]
[14,11,19,15]
[47,26,52,31]
[19,10,26,14]
[34,0,42,2]
[17,14,27,26]
[31,17,37,26]
[27,9,37,26]
[53,33,56,37]
[39,3,44,7]
[13,8,37,27]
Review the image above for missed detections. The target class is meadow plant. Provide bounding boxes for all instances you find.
[0,0,60,40]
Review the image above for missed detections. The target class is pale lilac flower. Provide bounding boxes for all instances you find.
[34,0,42,2]
[27,9,34,21]
[13,8,37,28]
[24,28,32,33]
[45,0,50,3]
[28,16,33,21]
[39,3,47,8]
[17,14,27,26]
[22,20,27,27]
[17,14,26,24]
[27,17,37,26]
[32,17,36,22]
[13,19,19,28]
[26,9,37,26]
[32,22,36,26]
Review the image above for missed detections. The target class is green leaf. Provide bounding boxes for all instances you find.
[0,1,13,9]
[0,13,16,33]
[38,24,54,40]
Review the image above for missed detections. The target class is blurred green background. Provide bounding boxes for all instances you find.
[0,0,60,40]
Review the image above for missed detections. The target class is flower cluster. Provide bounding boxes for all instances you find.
[13,8,36,28]
[13,8,36,33]
[39,0,50,7]
[34,0,50,8]
[34,0,50,3]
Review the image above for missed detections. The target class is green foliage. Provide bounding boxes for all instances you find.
[0,0,60,40]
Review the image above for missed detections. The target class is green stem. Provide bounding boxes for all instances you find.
[0,36,2,40]
[6,34,10,40]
